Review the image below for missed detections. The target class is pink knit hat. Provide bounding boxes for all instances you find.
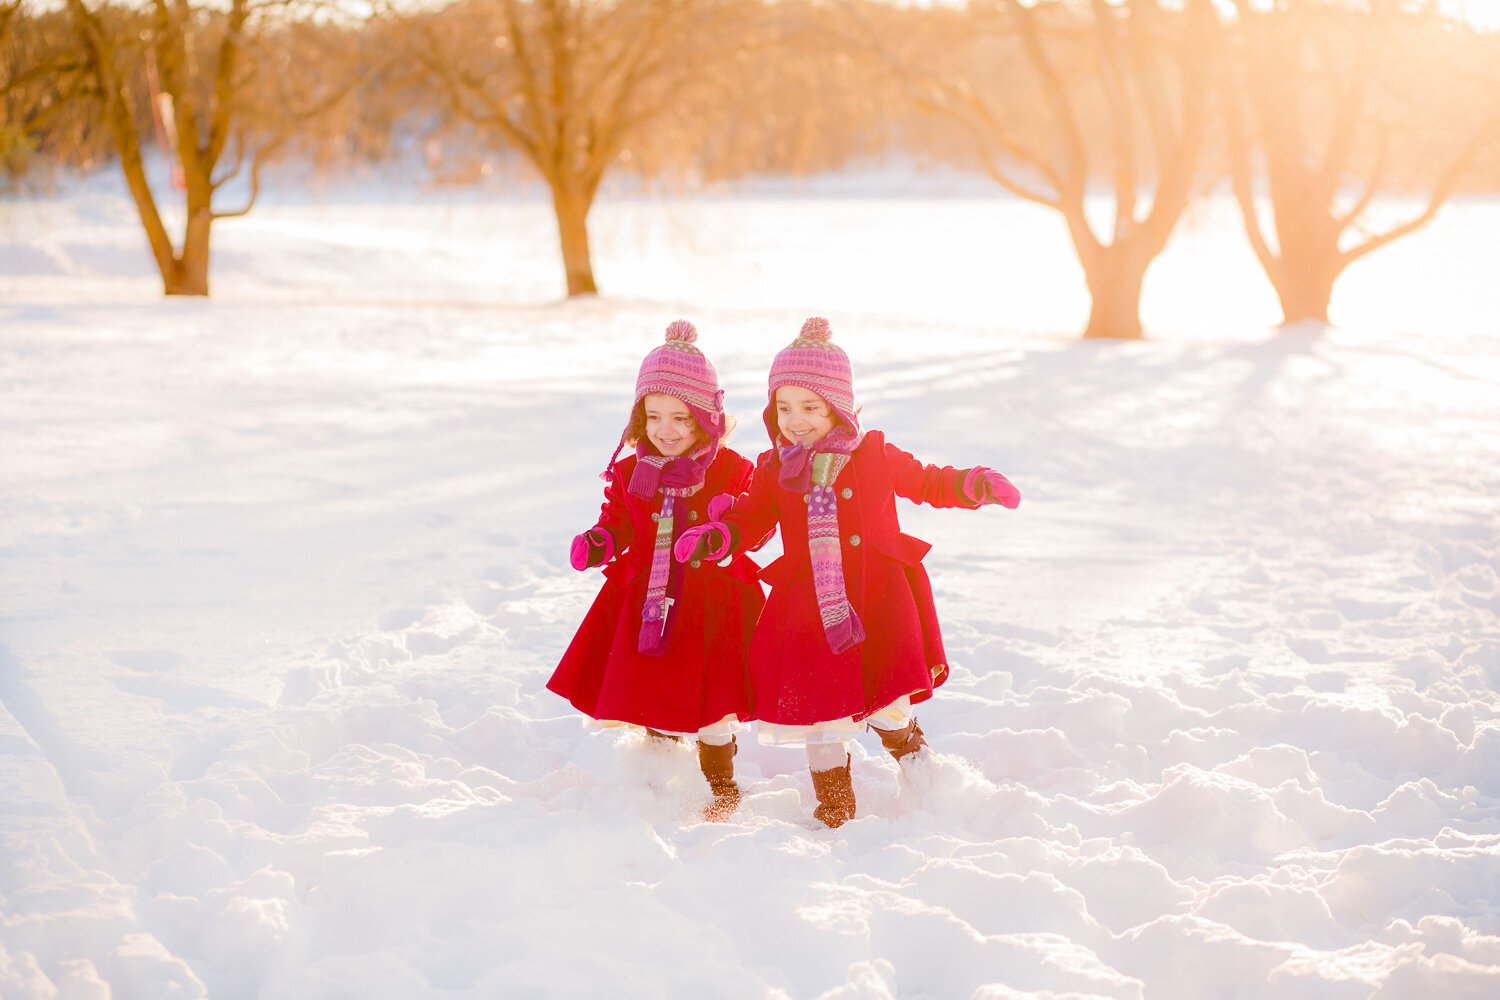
[764,316,859,442]
[602,320,725,477]
[633,319,725,437]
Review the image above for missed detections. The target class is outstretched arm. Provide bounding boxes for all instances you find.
[886,439,1019,510]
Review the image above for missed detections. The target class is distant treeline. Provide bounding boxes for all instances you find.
[6,0,1496,191]
[4,0,1498,334]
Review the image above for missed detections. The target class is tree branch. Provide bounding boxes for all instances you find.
[205,0,253,170]
[1341,110,1499,267]
[1090,0,1138,241]
[1225,79,1279,282]
[1007,0,1089,205]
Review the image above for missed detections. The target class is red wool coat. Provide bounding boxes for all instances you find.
[547,448,765,733]
[723,430,981,726]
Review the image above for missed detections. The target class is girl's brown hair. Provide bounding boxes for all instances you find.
[622,400,655,448]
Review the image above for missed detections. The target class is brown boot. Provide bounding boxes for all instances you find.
[697,737,741,822]
[810,755,857,828]
[876,718,927,763]
[644,728,684,744]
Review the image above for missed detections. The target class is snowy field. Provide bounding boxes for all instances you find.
[3,172,1500,999]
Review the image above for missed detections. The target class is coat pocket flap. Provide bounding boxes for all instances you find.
[874,532,932,565]
[758,554,808,587]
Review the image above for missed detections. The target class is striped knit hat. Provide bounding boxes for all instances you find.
[634,319,725,437]
[764,316,859,442]
[602,320,725,478]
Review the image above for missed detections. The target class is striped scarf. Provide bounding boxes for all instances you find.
[632,442,710,656]
[777,429,866,654]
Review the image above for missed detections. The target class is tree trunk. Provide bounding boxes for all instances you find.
[1265,198,1341,326]
[112,121,212,296]
[1080,245,1148,340]
[551,182,597,297]
[1271,256,1337,326]
[164,207,212,296]
[68,0,213,297]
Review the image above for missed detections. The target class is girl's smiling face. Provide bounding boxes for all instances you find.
[775,385,835,446]
[643,393,701,457]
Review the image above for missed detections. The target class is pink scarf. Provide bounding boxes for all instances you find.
[777,428,866,653]
[633,441,711,655]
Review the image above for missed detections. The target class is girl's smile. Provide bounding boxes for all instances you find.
[774,385,835,446]
[643,392,701,457]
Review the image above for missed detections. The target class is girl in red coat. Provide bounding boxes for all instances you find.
[547,321,765,821]
[677,317,1020,828]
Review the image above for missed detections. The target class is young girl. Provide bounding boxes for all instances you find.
[676,317,1020,828]
[547,321,764,821]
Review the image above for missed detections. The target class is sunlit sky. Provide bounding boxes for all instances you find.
[1444,0,1500,29]
[1436,0,1499,29]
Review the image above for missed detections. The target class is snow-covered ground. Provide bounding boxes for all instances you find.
[3,172,1499,999]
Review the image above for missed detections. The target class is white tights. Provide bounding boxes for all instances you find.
[805,740,848,771]
[696,717,735,747]
[805,704,913,771]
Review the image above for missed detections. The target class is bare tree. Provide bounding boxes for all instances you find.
[673,2,915,183]
[2,2,100,184]
[859,0,1219,340]
[2,1,41,177]
[1224,0,1500,326]
[60,0,364,295]
[408,0,754,297]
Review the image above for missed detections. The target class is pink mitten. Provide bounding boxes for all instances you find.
[706,493,735,522]
[570,527,614,570]
[674,525,729,565]
[963,467,1020,509]
[674,493,738,565]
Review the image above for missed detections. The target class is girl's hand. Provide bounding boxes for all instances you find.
[706,492,734,522]
[674,525,729,565]
[570,528,615,570]
[964,467,1021,509]
[674,492,738,565]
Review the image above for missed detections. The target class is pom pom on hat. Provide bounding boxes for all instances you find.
[665,319,698,344]
[799,316,832,341]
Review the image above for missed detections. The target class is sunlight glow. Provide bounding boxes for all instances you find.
[1440,0,1500,29]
